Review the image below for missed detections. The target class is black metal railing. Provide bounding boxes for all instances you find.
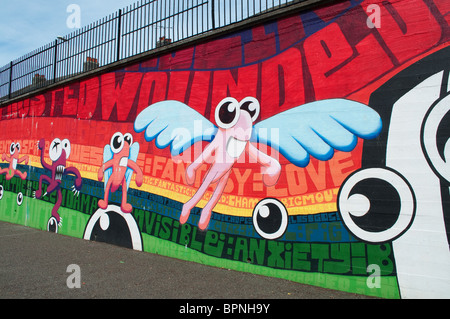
[0,0,301,103]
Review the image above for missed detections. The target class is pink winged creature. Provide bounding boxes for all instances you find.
[134,97,382,231]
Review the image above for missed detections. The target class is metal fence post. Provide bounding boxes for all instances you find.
[211,0,216,29]
[116,9,122,62]
[53,39,58,83]
[8,61,13,99]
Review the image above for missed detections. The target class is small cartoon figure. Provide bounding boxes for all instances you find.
[34,138,82,227]
[98,132,143,213]
[1,142,29,180]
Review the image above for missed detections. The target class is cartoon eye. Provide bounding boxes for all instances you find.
[422,92,450,182]
[61,139,71,159]
[49,138,63,162]
[15,143,20,153]
[215,97,240,129]
[240,97,260,122]
[252,198,288,240]
[110,132,124,154]
[9,142,15,155]
[338,167,415,243]
[124,133,133,146]
[17,192,23,206]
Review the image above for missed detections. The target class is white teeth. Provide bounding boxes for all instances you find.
[55,165,65,181]
[12,158,17,170]
[226,137,247,158]
[119,157,128,167]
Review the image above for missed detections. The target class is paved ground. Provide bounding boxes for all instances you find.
[0,221,375,302]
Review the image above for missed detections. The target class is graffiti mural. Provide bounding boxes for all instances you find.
[0,0,449,298]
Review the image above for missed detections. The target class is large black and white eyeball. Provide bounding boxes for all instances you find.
[252,198,288,240]
[215,97,240,129]
[83,205,143,251]
[239,97,260,123]
[61,139,71,159]
[110,132,125,154]
[338,167,415,243]
[49,138,63,162]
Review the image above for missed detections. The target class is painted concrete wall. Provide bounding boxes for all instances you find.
[1,0,449,299]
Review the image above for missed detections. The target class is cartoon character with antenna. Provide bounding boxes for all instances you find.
[98,132,143,213]
[1,142,29,180]
[34,138,82,231]
[135,97,382,231]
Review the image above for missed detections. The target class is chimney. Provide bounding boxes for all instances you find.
[156,36,171,48]
[83,57,99,72]
[32,74,46,87]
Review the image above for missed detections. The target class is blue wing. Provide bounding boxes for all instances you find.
[134,100,218,156]
[103,145,114,189]
[252,99,382,167]
[125,142,140,191]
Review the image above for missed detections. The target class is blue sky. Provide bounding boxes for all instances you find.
[0,0,136,66]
